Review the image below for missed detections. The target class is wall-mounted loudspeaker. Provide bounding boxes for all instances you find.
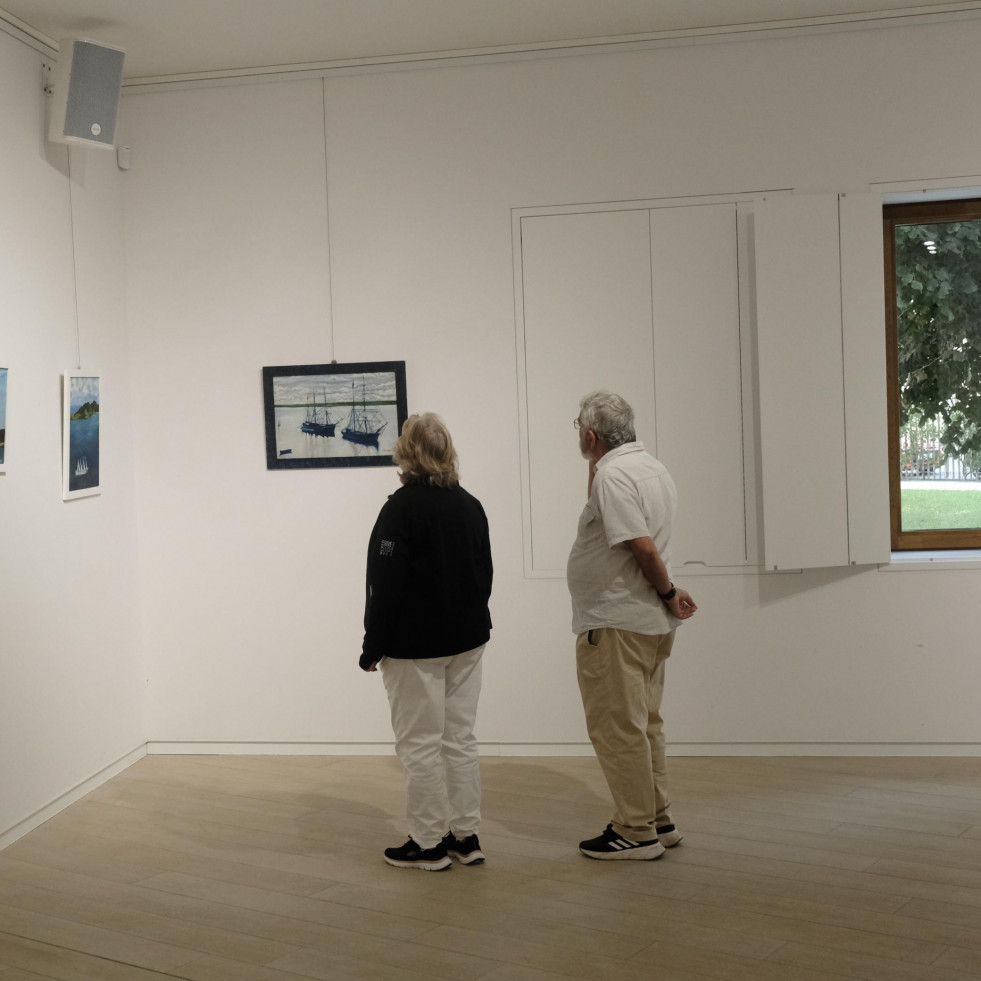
[48,38,126,149]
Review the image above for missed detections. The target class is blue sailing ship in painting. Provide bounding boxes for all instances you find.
[68,376,100,492]
[300,390,336,437]
[342,380,388,447]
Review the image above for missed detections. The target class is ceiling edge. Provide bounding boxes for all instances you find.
[3,1,981,88]
[119,2,981,92]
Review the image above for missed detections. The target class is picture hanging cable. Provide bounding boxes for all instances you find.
[321,78,336,363]
[67,147,82,370]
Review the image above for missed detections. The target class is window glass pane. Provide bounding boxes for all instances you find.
[894,215,981,533]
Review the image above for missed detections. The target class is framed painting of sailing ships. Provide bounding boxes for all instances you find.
[62,371,101,500]
[262,361,407,469]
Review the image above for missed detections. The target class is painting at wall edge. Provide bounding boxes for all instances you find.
[0,366,7,474]
[262,361,407,470]
[62,371,101,501]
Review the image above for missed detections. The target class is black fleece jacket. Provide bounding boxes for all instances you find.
[360,482,492,670]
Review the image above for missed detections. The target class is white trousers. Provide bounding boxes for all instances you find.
[381,645,484,849]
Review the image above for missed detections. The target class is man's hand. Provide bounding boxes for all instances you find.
[666,589,697,620]
[625,537,698,621]
[364,660,381,672]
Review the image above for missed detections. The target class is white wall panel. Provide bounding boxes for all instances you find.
[756,193,849,570]
[120,79,345,741]
[650,203,747,568]
[518,210,655,575]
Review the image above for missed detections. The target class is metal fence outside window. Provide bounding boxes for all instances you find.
[900,414,981,481]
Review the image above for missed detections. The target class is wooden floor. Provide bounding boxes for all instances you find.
[3,755,981,980]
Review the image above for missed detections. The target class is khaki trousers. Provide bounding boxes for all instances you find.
[576,627,675,841]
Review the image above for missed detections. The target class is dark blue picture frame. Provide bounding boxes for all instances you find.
[262,361,407,470]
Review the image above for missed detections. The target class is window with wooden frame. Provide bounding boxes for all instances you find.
[884,198,981,549]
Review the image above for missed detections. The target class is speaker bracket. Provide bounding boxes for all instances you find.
[41,59,53,96]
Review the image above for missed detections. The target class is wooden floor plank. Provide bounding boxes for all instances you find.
[626,938,835,981]
[133,870,441,943]
[473,967,710,981]
[7,829,338,899]
[0,860,492,980]
[167,953,321,981]
[673,830,879,871]
[766,940,977,980]
[0,965,62,981]
[2,882,300,966]
[0,903,199,974]
[811,822,981,871]
[0,931,184,980]
[313,881,654,960]
[267,944,491,981]
[668,839,981,910]
[403,923,667,981]
[867,856,981,890]
[934,944,981,977]
[698,884,981,955]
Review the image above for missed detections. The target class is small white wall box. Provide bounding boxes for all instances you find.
[48,38,126,149]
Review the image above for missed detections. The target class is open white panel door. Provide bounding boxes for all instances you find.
[650,202,749,568]
[755,194,849,570]
[839,192,891,565]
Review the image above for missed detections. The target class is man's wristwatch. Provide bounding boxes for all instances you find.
[657,583,677,601]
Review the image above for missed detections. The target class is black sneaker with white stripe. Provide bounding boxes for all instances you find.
[578,824,666,860]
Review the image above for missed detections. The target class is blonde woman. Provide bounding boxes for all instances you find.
[361,413,493,870]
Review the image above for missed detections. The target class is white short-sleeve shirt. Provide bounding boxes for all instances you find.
[567,441,680,636]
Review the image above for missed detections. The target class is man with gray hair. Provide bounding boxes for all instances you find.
[568,390,697,860]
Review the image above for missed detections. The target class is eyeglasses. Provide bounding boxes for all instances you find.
[573,418,582,430]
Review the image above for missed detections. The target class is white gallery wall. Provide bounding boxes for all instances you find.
[0,30,144,846]
[120,15,981,753]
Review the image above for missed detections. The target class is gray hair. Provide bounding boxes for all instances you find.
[579,391,636,449]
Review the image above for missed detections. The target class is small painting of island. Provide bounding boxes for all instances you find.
[0,366,7,473]
[62,372,101,500]
[262,361,407,469]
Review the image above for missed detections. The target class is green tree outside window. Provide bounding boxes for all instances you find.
[885,199,981,548]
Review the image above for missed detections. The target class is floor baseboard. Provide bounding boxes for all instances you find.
[0,744,147,851]
[145,741,981,757]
